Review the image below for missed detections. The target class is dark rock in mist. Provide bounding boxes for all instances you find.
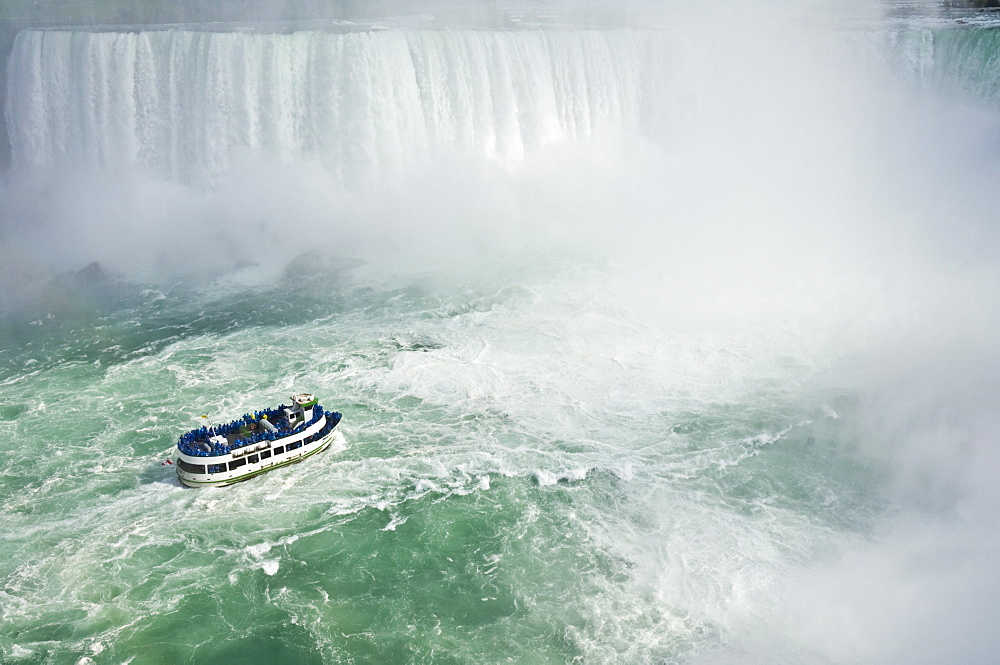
[53,261,112,287]
[77,261,108,283]
[283,250,365,280]
[1,261,129,327]
[233,259,259,272]
[46,262,130,314]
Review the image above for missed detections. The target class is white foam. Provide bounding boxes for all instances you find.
[7,645,33,659]
[245,543,273,558]
[413,479,439,494]
[382,514,409,531]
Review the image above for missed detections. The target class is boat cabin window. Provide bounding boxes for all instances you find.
[178,460,206,474]
[229,458,247,471]
[273,445,285,455]
[260,450,272,460]
[248,454,259,464]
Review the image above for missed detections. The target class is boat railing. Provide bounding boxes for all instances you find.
[177,405,336,458]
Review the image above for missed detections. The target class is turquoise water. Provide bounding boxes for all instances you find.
[0,254,890,664]
[3,7,1000,665]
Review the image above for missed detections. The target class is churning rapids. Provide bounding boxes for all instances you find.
[2,4,1000,664]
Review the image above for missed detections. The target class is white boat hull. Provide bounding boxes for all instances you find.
[176,413,342,488]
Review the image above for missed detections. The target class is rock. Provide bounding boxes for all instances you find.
[283,250,365,279]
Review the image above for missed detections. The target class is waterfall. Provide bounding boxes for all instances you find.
[5,28,660,181]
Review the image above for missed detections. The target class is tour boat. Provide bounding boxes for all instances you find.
[175,393,342,487]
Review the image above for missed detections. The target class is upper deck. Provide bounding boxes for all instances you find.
[177,402,326,459]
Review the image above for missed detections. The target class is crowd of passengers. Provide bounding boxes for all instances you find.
[177,404,329,457]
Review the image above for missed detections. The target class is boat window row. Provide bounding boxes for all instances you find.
[178,440,307,475]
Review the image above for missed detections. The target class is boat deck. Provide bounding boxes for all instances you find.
[177,403,326,458]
